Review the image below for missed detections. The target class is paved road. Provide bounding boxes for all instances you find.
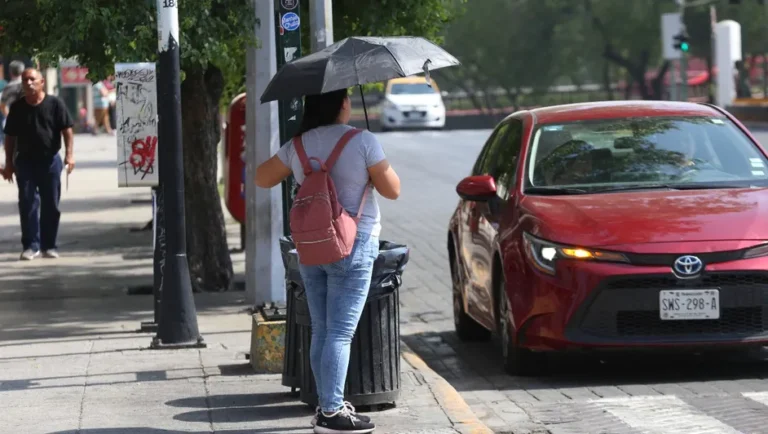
[378,128,768,434]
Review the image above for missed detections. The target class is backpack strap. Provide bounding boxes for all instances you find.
[325,128,362,171]
[293,135,322,176]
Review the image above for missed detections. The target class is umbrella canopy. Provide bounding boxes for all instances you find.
[259,36,460,103]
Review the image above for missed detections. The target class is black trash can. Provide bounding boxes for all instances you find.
[283,237,410,408]
[280,238,303,392]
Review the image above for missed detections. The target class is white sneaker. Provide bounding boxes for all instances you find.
[42,249,59,259]
[20,249,40,261]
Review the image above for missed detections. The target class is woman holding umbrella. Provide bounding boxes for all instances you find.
[256,36,459,433]
[256,88,400,433]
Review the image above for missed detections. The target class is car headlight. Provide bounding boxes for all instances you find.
[523,232,629,275]
[743,242,768,259]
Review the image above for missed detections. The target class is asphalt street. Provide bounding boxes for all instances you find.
[376,127,768,434]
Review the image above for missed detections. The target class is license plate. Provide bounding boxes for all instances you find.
[659,289,720,320]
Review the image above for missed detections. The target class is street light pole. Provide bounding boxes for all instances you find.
[678,0,688,102]
[151,0,205,349]
[310,0,334,52]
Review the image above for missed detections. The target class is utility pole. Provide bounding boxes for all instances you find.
[275,0,304,237]
[151,0,205,349]
[245,0,285,308]
[678,0,688,102]
[310,0,334,52]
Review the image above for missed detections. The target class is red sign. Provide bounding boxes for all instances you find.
[224,93,247,224]
[60,66,90,85]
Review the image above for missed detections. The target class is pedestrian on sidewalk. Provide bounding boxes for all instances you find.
[255,89,401,434]
[0,61,26,150]
[91,79,113,135]
[1,68,75,261]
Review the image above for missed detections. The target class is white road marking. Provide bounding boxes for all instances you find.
[589,395,741,434]
[742,391,768,407]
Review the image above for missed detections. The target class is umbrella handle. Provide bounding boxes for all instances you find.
[358,85,370,131]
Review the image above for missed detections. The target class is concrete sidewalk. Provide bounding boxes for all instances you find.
[0,135,490,434]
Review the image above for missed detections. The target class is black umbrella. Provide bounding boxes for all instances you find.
[259,36,461,129]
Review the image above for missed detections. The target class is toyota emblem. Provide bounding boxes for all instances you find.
[673,255,704,278]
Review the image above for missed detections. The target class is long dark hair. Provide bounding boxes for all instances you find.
[296,88,348,136]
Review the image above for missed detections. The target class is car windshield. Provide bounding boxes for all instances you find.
[524,116,768,193]
[390,83,436,95]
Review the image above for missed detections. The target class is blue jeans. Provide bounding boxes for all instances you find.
[299,232,379,413]
[15,154,63,251]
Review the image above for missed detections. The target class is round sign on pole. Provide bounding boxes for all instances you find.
[282,12,300,32]
[281,0,298,10]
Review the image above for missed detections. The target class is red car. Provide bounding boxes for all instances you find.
[447,101,768,375]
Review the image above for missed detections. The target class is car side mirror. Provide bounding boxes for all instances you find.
[456,175,497,201]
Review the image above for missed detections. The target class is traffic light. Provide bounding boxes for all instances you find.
[673,31,690,53]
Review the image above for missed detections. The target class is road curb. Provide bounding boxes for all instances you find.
[401,341,494,434]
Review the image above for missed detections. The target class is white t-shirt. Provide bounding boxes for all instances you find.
[277,124,387,237]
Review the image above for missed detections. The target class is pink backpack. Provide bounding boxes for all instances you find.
[290,128,369,266]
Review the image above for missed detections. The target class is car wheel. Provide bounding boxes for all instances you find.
[497,280,547,376]
[452,253,491,342]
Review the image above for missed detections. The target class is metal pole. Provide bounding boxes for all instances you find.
[708,4,717,104]
[246,0,285,308]
[310,0,334,52]
[680,51,688,102]
[678,0,687,102]
[140,186,163,333]
[152,186,164,326]
[275,0,304,237]
[763,0,768,97]
[151,0,204,349]
[671,62,678,101]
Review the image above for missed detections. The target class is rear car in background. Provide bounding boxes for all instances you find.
[447,100,768,375]
[379,76,446,131]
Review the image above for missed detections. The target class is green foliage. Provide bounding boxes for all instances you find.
[0,0,256,94]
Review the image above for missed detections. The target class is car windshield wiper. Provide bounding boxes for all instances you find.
[525,186,589,195]
[593,183,753,193]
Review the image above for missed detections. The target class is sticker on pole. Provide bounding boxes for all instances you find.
[281,12,300,32]
[281,0,298,10]
[115,62,160,188]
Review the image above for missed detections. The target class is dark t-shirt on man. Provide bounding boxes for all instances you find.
[3,95,74,160]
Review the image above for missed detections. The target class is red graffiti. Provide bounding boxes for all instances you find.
[129,135,158,178]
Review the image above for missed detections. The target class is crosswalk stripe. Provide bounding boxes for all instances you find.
[590,395,742,434]
[743,390,768,406]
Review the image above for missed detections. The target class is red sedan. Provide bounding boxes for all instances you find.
[447,101,768,375]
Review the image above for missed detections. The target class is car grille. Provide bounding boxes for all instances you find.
[570,273,768,342]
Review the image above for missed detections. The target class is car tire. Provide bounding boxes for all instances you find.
[452,253,491,342]
[497,279,547,376]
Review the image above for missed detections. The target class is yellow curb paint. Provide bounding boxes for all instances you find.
[401,342,494,434]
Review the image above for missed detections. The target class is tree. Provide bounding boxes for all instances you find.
[1,0,254,292]
[0,0,460,292]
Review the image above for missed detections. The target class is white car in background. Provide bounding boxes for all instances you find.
[379,76,446,131]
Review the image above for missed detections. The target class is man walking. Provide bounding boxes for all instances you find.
[2,68,75,260]
[1,61,25,117]
[0,61,26,151]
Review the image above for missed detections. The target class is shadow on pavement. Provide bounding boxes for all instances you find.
[49,429,301,433]
[0,193,147,221]
[0,292,249,342]
[404,330,768,393]
[0,221,152,254]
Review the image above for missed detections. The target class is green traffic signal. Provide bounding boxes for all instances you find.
[680,42,689,52]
